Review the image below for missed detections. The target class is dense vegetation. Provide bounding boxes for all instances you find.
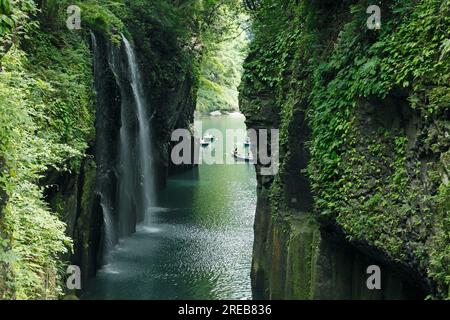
[1,0,449,300]
[196,13,249,113]
[240,0,449,298]
[0,0,95,299]
[0,0,243,299]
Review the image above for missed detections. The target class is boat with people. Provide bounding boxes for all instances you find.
[210,110,222,117]
[200,139,210,146]
[231,152,253,162]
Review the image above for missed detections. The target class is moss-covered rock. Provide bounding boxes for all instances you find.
[241,0,449,299]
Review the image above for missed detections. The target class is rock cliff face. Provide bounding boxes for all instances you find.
[44,28,197,288]
[240,0,449,299]
[244,83,426,300]
[45,157,100,285]
[1,1,199,298]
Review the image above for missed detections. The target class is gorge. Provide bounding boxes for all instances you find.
[0,0,449,300]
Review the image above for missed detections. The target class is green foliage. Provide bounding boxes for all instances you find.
[0,0,39,61]
[197,20,249,113]
[77,0,126,40]
[428,178,450,295]
[193,0,247,46]
[241,0,450,298]
[1,0,243,299]
[307,1,450,295]
[24,31,95,160]
[0,0,13,34]
[0,48,76,299]
[0,0,95,299]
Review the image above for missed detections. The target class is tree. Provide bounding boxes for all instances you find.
[0,0,38,70]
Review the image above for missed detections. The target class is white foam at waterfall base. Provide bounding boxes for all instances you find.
[136,225,162,234]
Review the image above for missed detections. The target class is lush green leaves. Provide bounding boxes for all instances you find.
[241,0,450,298]
[0,1,94,299]
[197,19,249,113]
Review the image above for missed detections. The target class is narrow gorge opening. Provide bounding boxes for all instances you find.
[83,5,257,299]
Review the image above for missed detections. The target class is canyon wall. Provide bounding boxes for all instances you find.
[45,8,199,288]
[240,0,449,299]
[1,0,199,298]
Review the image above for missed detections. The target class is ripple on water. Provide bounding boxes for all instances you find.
[84,115,257,300]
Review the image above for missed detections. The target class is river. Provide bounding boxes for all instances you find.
[84,113,257,300]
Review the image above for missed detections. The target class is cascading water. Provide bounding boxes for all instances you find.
[112,41,138,238]
[90,31,155,262]
[122,36,154,223]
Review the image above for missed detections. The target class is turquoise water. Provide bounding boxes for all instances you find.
[84,113,257,300]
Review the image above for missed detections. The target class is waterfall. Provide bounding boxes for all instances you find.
[91,31,155,262]
[122,36,154,223]
[113,40,138,237]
